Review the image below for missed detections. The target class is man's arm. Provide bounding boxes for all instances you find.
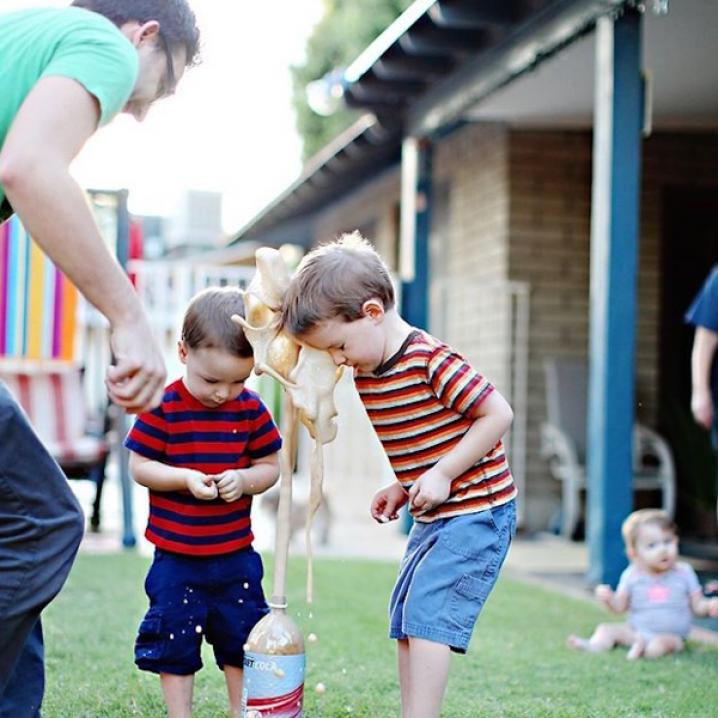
[0,76,165,412]
[690,326,718,430]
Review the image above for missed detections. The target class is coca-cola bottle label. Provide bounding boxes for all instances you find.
[242,652,306,718]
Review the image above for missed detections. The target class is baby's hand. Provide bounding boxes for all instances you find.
[213,470,245,503]
[595,584,613,604]
[185,471,218,500]
[708,597,718,618]
[370,483,408,523]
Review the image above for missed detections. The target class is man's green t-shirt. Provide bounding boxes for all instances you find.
[0,6,139,215]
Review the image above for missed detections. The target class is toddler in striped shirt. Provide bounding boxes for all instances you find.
[125,287,282,718]
[281,232,517,718]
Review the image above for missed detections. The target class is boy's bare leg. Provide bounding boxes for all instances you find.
[160,673,194,718]
[397,638,410,718]
[406,637,451,718]
[567,623,635,653]
[643,634,684,659]
[224,665,244,718]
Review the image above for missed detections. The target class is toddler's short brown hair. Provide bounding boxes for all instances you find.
[181,287,252,358]
[281,231,395,335]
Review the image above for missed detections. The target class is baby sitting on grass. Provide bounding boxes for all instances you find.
[567,509,718,660]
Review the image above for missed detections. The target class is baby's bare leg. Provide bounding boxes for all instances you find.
[224,665,244,718]
[567,623,636,653]
[161,672,194,718]
[643,634,684,659]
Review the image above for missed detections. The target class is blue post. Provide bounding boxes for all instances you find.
[400,139,432,534]
[586,8,643,586]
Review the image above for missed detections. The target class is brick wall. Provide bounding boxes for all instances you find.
[506,129,718,530]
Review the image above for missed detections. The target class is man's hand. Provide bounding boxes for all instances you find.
[408,466,452,515]
[106,317,166,413]
[213,470,246,503]
[185,470,218,500]
[370,482,408,523]
[691,388,714,430]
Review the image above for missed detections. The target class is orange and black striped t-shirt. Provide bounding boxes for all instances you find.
[354,330,516,522]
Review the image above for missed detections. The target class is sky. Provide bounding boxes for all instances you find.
[1,0,325,233]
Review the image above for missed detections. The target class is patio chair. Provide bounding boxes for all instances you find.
[540,357,676,539]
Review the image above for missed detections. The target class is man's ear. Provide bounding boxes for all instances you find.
[361,298,385,322]
[177,340,189,365]
[123,20,160,48]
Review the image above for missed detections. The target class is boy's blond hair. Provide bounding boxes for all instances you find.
[281,231,395,335]
[621,509,677,552]
[181,287,252,358]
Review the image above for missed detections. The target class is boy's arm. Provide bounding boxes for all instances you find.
[239,453,281,495]
[129,452,217,499]
[213,452,281,503]
[408,390,514,513]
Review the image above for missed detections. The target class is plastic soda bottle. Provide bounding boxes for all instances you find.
[241,599,305,718]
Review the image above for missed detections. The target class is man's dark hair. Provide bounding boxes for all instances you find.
[71,0,201,67]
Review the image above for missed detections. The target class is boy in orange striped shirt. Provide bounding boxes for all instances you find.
[281,232,517,718]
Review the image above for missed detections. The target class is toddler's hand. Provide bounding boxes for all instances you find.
[708,597,718,618]
[370,483,408,523]
[408,467,451,515]
[213,470,245,503]
[185,471,218,500]
[595,584,613,604]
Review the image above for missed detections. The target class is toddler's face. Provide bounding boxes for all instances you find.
[632,523,678,573]
[300,314,386,374]
[179,343,254,408]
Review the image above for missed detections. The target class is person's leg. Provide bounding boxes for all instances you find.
[405,637,451,718]
[567,622,636,653]
[0,619,44,718]
[642,634,684,659]
[397,638,410,718]
[223,665,243,718]
[0,385,84,707]
[160,673,194,718]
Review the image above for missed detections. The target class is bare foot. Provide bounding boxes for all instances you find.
[566,635,598,652]
[626,638,645,661]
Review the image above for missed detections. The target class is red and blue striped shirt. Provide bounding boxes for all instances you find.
[125,378,282,556]
[355,330,516,522]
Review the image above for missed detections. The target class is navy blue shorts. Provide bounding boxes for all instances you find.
[135,547,268,675]
[389,500,516,653]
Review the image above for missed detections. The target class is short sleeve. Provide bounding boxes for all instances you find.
[124,406,169,462]
[685,265,718,332]
[426,345,494,418]
[616,566,634,595]
[247,398,282,459]
[678,562,702,596]
[41,16,138,126]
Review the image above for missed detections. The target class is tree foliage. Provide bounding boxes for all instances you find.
[291,0,413,162]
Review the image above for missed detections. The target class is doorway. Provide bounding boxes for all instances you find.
[659,187,718,543]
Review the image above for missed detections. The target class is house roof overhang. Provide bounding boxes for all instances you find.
[231,0,643,245]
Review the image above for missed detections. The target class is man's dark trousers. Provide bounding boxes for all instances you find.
[0,383,84,716]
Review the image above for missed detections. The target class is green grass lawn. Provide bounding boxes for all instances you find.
[43,552,718,717]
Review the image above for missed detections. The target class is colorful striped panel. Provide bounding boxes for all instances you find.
[0,215,78,360]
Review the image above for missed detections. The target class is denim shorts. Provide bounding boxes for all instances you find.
[135,547,268,675]
[389,499,516,653]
